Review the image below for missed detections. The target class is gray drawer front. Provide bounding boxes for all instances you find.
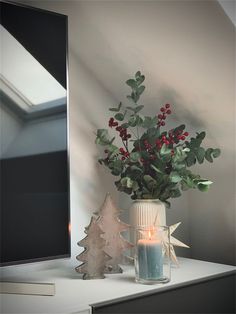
[92,274,235,313]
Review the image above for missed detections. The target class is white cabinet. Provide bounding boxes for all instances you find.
[1,258,235,313]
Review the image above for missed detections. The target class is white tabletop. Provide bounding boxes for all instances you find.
[1,258,235,314]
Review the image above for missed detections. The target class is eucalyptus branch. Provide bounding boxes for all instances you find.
[95,71,221,203]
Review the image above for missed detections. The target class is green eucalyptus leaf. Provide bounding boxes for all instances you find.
[173,124,185,134]
[186,151,196,166]
[135,71,141,78]
[134,105,144,113]
[134,93,140,103]
[137,85,145,96]
[196,131,206,141]
[173,162,185,170]
[109,159,123,175]
[130,152,140,162]
[95,129,111,145]
[109,107,119,112]
[142,116,158,128]
[120,123,129,128]
[143,175,155,184]
[197,180,213,192]
[131,165,142,172]
[196,147,205,164]
[181,181,190,191]
[136,75,145,85]
[126,106,135,112]
[147,127,160,140]
[150,164,163,174]
[109,102,122,112]
[170,171,182,183]
[114,113,124,121]
[170,188,181,198]
[126,79,137,88]
[128,115,138,127]
[160,144,172,156]
[121,177,133,188]
[205,148,214,163]
[212,148,221,158]
[126,95,137,105]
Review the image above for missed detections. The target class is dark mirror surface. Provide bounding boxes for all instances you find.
[0,1,70,266]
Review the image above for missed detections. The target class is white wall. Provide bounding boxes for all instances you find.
[13,0,235,267]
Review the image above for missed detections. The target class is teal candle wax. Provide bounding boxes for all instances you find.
[137,239,163,280]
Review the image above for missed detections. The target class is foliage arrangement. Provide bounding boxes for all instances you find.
[95,71,220,205]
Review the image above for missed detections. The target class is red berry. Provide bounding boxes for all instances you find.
[121,156,126,160]
[166,109,171,114]
[181,136,186,140]
[119,147,124,153]
[157,114,163,119]
[161,121,165,126]
[162,114,166,120]
[165,104,170,108]
[165,140,170,145]
[184,132,189,136]
[160,107,165,112]
[140,158,145,163]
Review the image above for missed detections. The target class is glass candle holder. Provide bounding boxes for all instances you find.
[134,225,171,284]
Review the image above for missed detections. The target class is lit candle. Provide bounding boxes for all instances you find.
[137,229,163,280]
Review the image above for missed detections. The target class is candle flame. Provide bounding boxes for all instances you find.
[148,230,152,240]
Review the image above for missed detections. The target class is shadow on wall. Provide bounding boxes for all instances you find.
[69,52,120,263]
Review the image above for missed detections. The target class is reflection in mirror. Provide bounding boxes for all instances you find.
[0,24,67,158]
[0,2,70,266]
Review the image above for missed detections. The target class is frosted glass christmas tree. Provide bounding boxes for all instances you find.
[75,216,110,279]
[96,193,133,273]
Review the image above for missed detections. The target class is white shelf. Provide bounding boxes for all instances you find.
[1,258,235,314]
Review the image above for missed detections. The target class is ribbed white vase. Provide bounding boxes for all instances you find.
[129,199,166,228]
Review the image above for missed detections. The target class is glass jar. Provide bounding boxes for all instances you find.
[134,225,171,284]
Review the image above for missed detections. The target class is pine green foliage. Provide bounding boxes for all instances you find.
[95,72,221,205]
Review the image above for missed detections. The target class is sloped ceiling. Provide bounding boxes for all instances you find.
[21,0,235,139]
[218,0,236,26]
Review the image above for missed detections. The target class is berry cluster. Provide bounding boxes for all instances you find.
[155,129,189,150]
[119,147,130,160]
[116,126,131,141]
[108,117,131,141]
[157,104,172,127]
[109,117,118,128]
[143,139,152,151]
[169,129,189,142]
[155,135,172,150]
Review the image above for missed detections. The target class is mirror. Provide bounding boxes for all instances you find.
[0,1,70,265]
